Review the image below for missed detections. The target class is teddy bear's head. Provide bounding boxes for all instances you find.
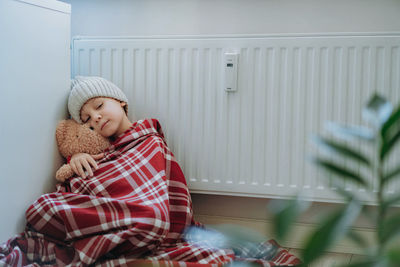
[55,119,110,158]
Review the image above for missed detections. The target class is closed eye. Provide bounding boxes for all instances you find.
[97,103,103,109]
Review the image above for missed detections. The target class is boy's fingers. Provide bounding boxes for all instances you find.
[81,160,93,177]
[88,157,98,171]
[84,162,93,177]
[76,161,86,178]
[69,153,101,178]
[91,153,104,160]
[70,161,77,175]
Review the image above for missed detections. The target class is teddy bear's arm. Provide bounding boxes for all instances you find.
[55,164,75,182]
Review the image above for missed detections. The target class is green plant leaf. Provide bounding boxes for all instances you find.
[268,197,310,240]
[313,136,370,166]
[325,122,375,142]
[340,258,388,267]
[380,127,400,160]
[382,195,400,210]
[382,165,400,186]
[362,94,393,127]
[386,248,400,265]
[379,214,400,244]
[323,180,363,203]
[381,104,400,138]
[347,230,368,249]
[228,261,260,267]
[184,224,267,258]
[380,102,400,160]
[208,224,265,244]
[312,157,368,187]
[333,186,357,201]
[301,200,362,264]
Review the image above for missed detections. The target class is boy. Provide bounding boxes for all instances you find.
[67,76,133,179]
[1,76,235,266]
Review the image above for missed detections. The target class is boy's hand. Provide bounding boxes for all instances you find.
[70,153,104,179]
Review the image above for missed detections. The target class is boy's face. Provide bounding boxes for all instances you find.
[80,97,130,138]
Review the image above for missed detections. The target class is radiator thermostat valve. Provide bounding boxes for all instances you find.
[224,52,239,92]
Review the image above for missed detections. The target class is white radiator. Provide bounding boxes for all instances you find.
[72,34,400,204]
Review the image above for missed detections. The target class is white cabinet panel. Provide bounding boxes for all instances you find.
[0,0,71,242]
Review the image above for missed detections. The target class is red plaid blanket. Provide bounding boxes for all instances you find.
[0,119,301,267]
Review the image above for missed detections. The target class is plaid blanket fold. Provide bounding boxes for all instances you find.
[0,118,301,267]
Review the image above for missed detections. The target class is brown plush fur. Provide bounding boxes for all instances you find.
[55,119,110,182]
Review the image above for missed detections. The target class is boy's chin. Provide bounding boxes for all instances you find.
[101,128,119,139]
[101,132,114,138]
[95,129,112,138]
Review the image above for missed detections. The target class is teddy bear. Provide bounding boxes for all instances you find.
[55,119,111,182]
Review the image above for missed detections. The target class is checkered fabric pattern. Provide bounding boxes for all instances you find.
[0,119,301,267]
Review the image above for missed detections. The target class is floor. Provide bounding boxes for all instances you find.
[288,249,365,267]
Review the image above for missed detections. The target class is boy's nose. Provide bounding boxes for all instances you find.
[95,114,102,122]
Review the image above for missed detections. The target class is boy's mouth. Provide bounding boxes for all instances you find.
[101,120,109,130]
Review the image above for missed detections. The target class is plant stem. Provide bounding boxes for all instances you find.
[377,164,384,254]
[376,134,385,256]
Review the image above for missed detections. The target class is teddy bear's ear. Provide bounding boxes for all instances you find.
[55,120,68,148]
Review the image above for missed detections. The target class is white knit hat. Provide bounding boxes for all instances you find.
[68,76,129,123]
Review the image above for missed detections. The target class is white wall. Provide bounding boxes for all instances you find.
[63,0,400,37]
[0,0,70,242]
[60,0,399,243]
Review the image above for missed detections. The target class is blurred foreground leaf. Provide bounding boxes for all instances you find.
[302,200,362,264]
[362,94,392,127]
[382,194,400,210]
[379,214,400,244]
[268,197,310,240]
[347,230,368,249]
[311,158,368,187]
[184,225,279,262]
[209,224,266,244]
[380,126,400,160]
[325,122,375,142]
[341,258,388,267]
[312,136,370,166]
[226,262,259,267]
[382,166,400,186]
[381,104,400,138]
[386,248,400,265]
